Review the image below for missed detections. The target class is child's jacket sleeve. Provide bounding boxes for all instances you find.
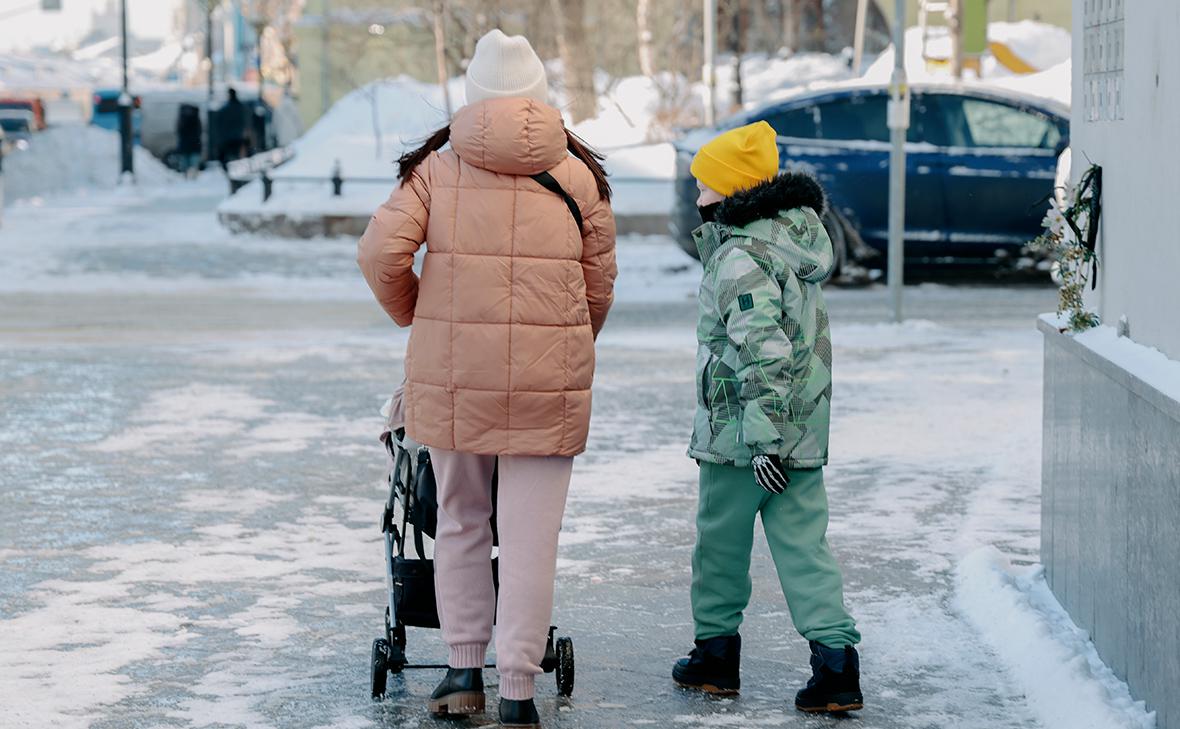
[714,245,793,454]
[357,164,432,327]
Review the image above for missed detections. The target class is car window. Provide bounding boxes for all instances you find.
[816,94,889,142]
[936,95,1061,149]
[907,93,948,146]
[759,106,819,139]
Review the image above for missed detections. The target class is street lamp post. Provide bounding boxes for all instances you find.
[887,0,910,322]
[206,4,216,163]
[118,0,134,179]
[703,0,716,126]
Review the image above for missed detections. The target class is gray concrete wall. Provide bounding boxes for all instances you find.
[1040,319,1180,729]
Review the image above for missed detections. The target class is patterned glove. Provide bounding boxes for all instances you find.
[752,454,790,495]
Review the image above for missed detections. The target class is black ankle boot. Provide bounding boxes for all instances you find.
[672,634,741,694]
[428,667,485,716]
[499,697,541,728]
[794,641,863,713]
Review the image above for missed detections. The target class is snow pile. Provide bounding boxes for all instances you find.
[991,21,1072,72]
[2,124,174,204]
[575,52,853,147]
[956,547,1156,729]
[1046,318,1180,405]
[275,74,457,182]
[220,54,855,223]
[219,75,458,219]
[864,22,1071,106]
[727,51,856,109]
[221,19,1072,228]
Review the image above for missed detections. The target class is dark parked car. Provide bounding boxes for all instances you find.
[672,83,1069,270]
[0,111,35,144]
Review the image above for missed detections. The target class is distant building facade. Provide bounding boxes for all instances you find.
[295,0,439,129]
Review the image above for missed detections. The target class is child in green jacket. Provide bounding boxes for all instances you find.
[672,121,863,714]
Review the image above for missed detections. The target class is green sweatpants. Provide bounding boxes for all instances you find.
[691,462,861,647]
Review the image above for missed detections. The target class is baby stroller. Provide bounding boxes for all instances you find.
[368,402,575,700]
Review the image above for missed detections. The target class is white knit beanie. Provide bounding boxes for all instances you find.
[464,29,549,106]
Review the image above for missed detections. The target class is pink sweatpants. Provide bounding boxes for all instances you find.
[430,449,573,701]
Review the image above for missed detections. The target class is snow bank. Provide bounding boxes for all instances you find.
[864,22,1071,106]
[956,547,1155,729]
[219,75,459,220]
[276,74,457,182]
[220,53,855,223]
[574,53,853,148]
[222,20,1072,228]
[990,21,1072,72]
[2,124,174,204]
[981,59,1072,108]
[1042,317,1180,405]
[728,52,856,109]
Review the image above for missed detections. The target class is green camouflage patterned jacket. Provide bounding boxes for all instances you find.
[688,173,835,469]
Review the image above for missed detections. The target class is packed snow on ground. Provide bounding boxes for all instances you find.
[1,181,1162,729]
[863,22,1071,107]
[0,172,691,301]
[2,124,175,205]
[957,548,1155,729]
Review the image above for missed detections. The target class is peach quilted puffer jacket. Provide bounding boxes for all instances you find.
[358,97,617,457]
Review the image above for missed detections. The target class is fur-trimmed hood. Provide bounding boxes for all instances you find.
[714,172,827,228]
[695,172,835,283]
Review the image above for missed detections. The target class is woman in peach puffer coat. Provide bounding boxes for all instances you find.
[357,29,616,729]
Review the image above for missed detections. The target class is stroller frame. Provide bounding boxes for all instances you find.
[369,427,575,700]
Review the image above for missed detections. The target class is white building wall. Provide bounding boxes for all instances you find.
[1071,0,1180,360]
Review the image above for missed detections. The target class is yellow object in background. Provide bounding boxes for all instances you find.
[989,41,1040,74]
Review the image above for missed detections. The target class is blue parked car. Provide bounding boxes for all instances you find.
[672,83,1069,271]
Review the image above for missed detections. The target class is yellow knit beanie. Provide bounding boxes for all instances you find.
[690,121,780,197]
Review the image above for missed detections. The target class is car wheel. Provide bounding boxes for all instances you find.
[824,207,879,286]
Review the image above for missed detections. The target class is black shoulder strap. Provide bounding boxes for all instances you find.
[531,171,583,230]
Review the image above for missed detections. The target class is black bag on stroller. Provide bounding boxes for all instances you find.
[369,427,573,700]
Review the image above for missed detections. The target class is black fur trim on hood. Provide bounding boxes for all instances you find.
[713,172,827,228]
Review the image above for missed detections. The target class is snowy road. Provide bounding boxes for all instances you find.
[1,179,1061,728]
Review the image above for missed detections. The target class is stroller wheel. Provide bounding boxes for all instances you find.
[371,638,390,699]
[555,637,575,697]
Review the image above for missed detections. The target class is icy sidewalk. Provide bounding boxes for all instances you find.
[0,184,1152,728]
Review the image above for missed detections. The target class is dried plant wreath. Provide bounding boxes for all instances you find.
[1030,163,1103,332]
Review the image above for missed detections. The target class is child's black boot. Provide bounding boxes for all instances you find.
[672,634,741,695]
[794,641,863,713]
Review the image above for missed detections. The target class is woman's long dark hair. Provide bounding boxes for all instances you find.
[396,124,612,202]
